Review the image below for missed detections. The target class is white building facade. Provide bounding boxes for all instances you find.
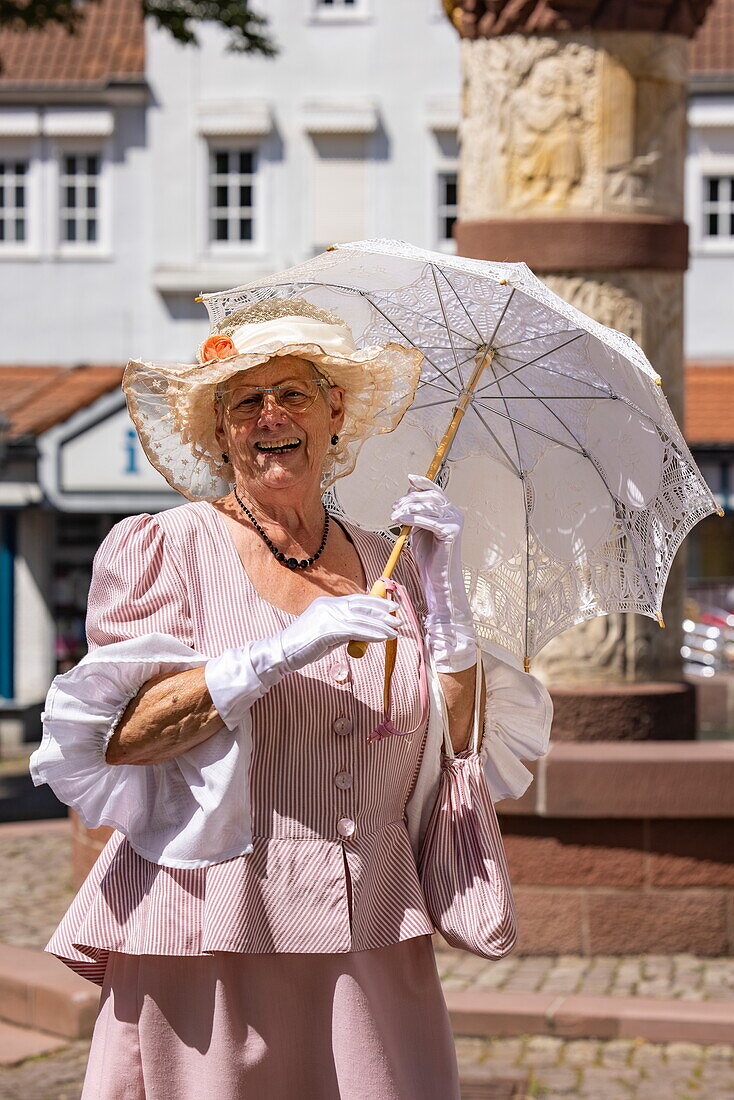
[0,1,461,367]
[0,0,731,741]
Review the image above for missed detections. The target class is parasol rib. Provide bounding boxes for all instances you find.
[431,264,467,387]
[433,267,487,345]
[494,359,664,623]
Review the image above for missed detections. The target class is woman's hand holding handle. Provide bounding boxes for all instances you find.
[390,473,477,674]
[205,594,403,730]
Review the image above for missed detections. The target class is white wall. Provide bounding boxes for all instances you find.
[685,97,734,360]
[0,103,151,364]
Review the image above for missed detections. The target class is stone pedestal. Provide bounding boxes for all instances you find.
[497,740,734,955]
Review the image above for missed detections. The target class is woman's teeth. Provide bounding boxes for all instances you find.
[255,438,301,453]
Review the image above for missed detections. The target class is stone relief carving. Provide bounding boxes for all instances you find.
[461,32,688,218]
[444,0,714,39]
[461,36,599,217]
[508,55,585,206]
[533,270,684,685]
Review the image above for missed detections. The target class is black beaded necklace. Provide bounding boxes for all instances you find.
[233,486,330,570]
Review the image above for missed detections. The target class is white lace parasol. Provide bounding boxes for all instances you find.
[198,239,722,669]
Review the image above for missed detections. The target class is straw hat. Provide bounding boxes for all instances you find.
[123,297,423,501]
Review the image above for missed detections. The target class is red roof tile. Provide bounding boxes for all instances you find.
[0,365,123,439]
[691,0,734,76]
[0,0,144,88]
[685,362,734,445]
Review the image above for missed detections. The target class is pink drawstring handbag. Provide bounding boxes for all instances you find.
[418,661,518,959]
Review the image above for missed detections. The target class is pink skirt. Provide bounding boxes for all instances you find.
[81,935,460,1100]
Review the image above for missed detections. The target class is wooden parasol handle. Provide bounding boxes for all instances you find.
[347,346,493,659]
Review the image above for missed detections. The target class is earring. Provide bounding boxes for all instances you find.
[221,452,229,463]
[331,434,339,446]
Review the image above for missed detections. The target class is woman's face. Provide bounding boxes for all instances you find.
[214,355,345,500]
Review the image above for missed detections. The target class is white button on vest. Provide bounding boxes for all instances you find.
[334,771,352,789]
[337,817,356,837]
[332,716,353,736]
[330,662,350,684]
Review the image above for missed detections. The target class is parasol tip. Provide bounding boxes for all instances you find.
[716,507,725,517]
[326,244,336,252]
[654,378,662,386]
[656,612,666,629]
[523,656,531,673]
[194,295,204,303]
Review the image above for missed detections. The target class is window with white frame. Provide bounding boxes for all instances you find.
[435,130,459,250]
[209,146,256,245]
[0,156,29,246]
[312,0,367,19]
[59,152,101,244]
[438,170,458,246]
[703,175,734,239]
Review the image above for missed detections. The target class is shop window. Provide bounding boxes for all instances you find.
[59,152,101,245]
[53,513,131,674]
[208,146,257,246]
[0,157,28,246]
[702,176,734,240]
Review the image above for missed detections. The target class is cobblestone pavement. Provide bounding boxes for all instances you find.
[1,1036,732,1099]
[0,828,74,950]
[0,1041,89,1100]
[436,946,734,1003]
[455,1035,734,1098]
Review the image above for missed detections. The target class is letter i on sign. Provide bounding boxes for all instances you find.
[125,428,139,475]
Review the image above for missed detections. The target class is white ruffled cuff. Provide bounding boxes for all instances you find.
[478,643,553,802]
[29,633,256,868]
[102,688,139,752]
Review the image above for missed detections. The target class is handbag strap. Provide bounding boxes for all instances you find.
[367,576,429,744]
[442,653,484,759]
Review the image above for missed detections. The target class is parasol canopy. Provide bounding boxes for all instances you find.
[198,239,721,669]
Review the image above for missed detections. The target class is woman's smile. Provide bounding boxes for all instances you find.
[253,436,302,454]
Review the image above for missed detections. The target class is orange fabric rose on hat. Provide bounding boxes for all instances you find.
[201,334,236,362]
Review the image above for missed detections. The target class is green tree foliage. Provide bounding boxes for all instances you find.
[0,0,277,56]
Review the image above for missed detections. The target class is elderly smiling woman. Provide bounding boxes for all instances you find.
[30,298,551,1100]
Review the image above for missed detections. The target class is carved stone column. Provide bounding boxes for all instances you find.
[444,0,715,733]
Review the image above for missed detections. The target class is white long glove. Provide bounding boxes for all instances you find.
[205,593,403,730]
[391,474,477,674]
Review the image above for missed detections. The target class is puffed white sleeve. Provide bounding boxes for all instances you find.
[478,642,553,802]
[29,514,255,869]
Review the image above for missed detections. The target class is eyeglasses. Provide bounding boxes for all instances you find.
[219,378,330,420]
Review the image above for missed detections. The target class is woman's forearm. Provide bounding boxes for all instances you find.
[105,667,223,766]
[438,661,486,753]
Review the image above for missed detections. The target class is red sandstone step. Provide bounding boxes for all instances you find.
[0,1019,67,1066]
[0,818,68,838]
[447,988,734,1045]
[0,944,99,1039]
